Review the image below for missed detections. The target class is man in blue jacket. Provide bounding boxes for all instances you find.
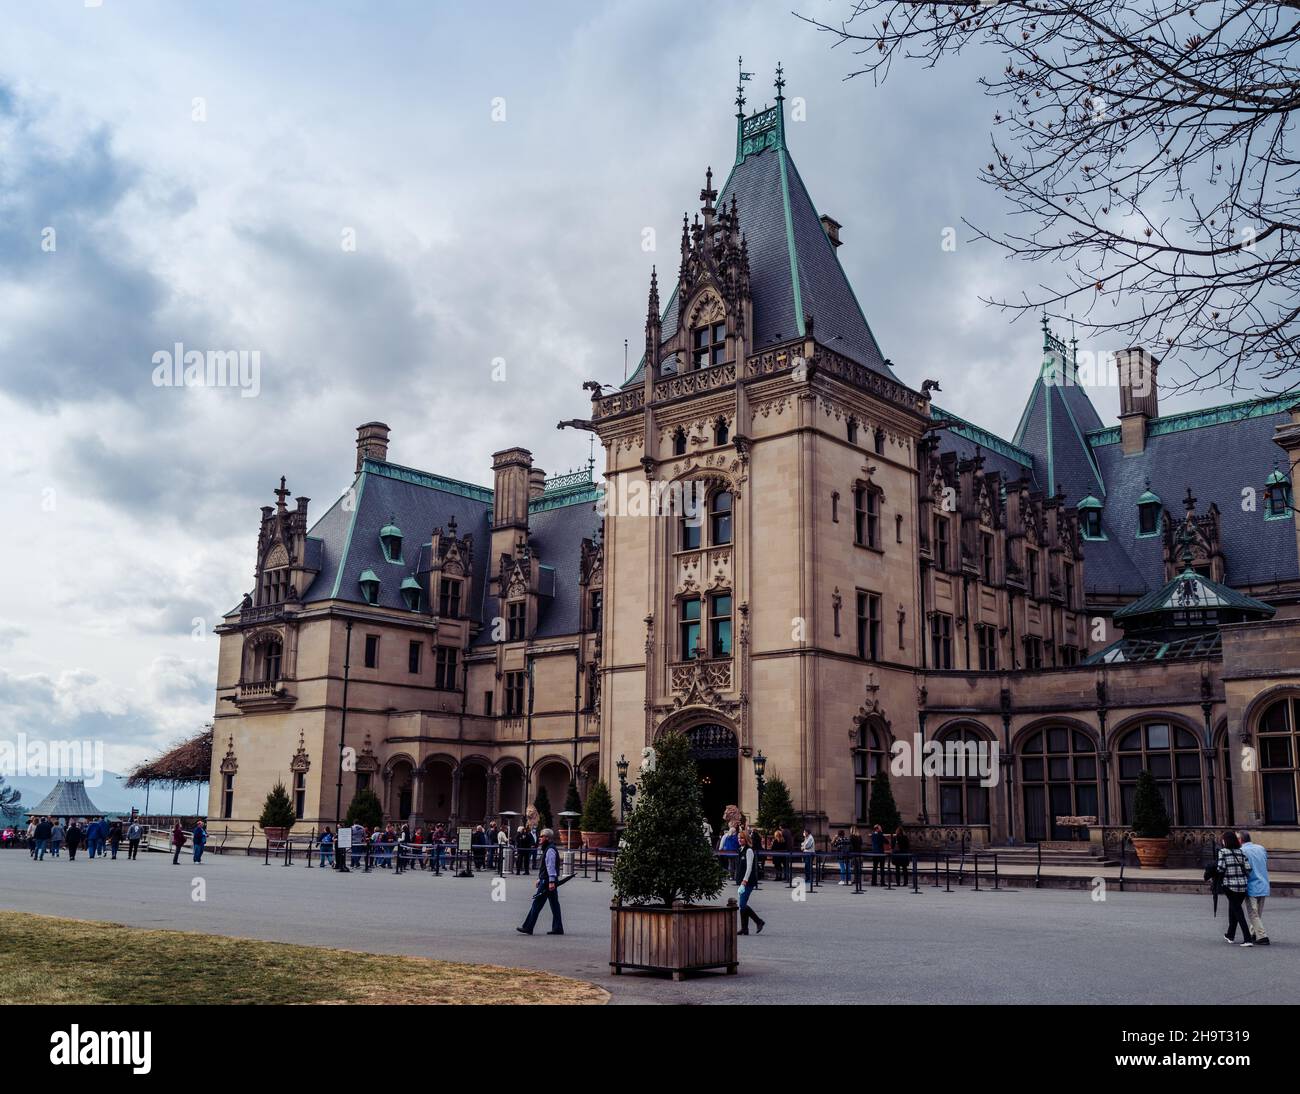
[1239,831,1271,945]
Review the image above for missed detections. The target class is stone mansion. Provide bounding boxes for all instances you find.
[209,83,1300,854]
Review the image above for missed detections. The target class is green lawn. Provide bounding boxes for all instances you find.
[0,913,607,1005]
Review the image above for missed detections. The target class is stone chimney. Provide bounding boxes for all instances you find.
[1116,348,1159,455]
[492,448,533,531]
[355,422,391,472]
[820,214,842,249]
[528,468,547,499]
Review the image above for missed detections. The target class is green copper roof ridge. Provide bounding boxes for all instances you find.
[776,146,805,339]
[329,471,367,599]
[361,457,493,503]
[930,404,1035,469]
[1086,391,1300,446]
[1012,377,1041,448]
[1044,375,1055,498]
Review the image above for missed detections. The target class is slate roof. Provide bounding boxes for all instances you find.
[1086,398,1299,593]
[30,780,104,817]
[275,459,599,640]
[1113,565,1276,625]
[625,99,892,387]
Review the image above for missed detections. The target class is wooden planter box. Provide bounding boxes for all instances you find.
[610,899,738,980]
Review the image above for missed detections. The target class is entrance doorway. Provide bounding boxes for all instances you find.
[682,723,738,835]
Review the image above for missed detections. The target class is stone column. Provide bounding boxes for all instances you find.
[409,769,426,829]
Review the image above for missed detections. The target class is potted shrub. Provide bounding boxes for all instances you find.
[610,732,734,980]
[580,779,616,849]
[259,780,296,845]
[1130,769,1171,867]
[344,788,383,830]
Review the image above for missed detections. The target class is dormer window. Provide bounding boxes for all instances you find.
[438,577,462,618]
[379,521,403,563]
[691,322,727,369]
[400,576,423,611]
[1137,486,1162,537]
[672,428,687,457]
[1265,465,1293,519]
[1077,496,1105,540]
[359,569,380,605]
[714,418,729,446]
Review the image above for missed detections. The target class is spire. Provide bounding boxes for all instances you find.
[774,61,785,102]
[700,166,717,223]
[274,476,290,511]
[735,55,752,116]
[646,266,660,321]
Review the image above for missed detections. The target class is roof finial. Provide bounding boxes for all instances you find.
[1183,486,1196,514]
[736,55,752,115]
[774,61,785,101]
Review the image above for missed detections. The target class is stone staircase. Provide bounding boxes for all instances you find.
[983,841,1120,868]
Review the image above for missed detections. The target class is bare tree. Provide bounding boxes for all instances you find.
[804,1,1300,391]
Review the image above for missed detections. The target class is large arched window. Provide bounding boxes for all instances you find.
[1020,727,1098,842]
[936,725,990,825]
[1257,696,1300,825]
[853,719,888,824]
[1117,721,1203,825]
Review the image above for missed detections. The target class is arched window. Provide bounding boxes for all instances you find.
[709,490,733,546]
[714,417,729,446]
[853,719,888,824]
[873,427,886,456]
[1020,727,1098,842]
[936,725,990,825]
[672,428,687,457]
[1257,697,1300,825]
[254,638,283,684]
[1117,722,1203,825]
[846,417,859,444]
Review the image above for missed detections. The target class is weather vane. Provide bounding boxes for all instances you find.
[736,54,753,113]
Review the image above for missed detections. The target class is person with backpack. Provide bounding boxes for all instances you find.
[33,817,52,860]
[108,820,123,859]
[1216,830,1255,947]
[65,820,83,861]
[126,820,142,860]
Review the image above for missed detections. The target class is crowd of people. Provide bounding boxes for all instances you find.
[314,820,547,872]
[18,816,145,861]
[711,820,912,888]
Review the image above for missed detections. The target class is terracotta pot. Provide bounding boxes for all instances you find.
[1131,836,1169,868]
[557,828,581,849]
[262,827,288,842]
[582,830,613,849]
[610,900,738,980]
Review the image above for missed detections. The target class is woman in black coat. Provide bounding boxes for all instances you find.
[65,822,83,860]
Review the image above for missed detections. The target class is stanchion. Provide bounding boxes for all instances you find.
[263,839,271,866]
[944,854,952,892]
[854,853,864,894]
[993,853,1000,890]
[911,853,920,893]
[973,852,980,891]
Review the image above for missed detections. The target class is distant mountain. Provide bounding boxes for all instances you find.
[0,772,209,817]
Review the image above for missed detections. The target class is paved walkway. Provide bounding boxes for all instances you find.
[2,850,1295,1004]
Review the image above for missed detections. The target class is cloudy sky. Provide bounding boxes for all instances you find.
[0,1,1259,774]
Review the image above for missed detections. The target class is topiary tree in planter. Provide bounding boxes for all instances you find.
[259,780,296,837]
[580,779,616,848]
[613,732,726,907]
[344,788,383,830]
[564,780,582,814]
[533,785,553,830]
[1130,768,1171,868]
[609,732,734,978]
[868,770,901,833]
[758,774,797,834]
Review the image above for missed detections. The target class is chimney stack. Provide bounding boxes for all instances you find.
[492,448,533,530]
[820,214,842,249]
[1115,348,1160,455]
[529,467,547,499]
[355,422,391,472]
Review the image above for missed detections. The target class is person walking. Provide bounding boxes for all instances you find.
[109,820,123,859]
[192,820,208,863]
[869,824,885,886]
[126,820,142,860]
[65,820,83,861]
[171,822,186,865]
[496,823,509,870]
[26,818,38,858]
[892,826,911,886]
[514,825,534,875]
[33,817,52,861]
[318,827,334,867]
[516,828,564,936]
[801,828,816,887]
[350,821,366,868]
[1239,831,1271,946]
[1216,830,1254,946]
[87,817,104,858]
[737,828,766,935]
[50,820,65,858]
[720,825,740,880]
[471,824,487,870]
